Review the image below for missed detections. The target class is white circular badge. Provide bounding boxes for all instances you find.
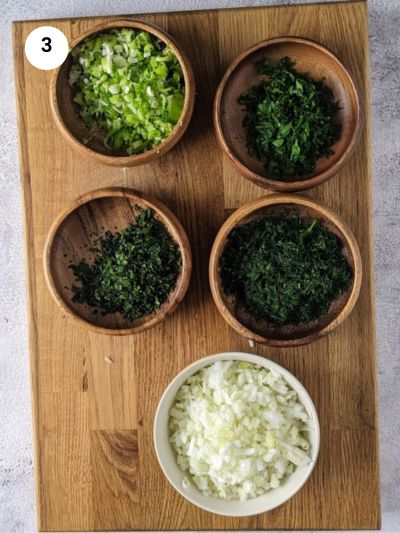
[24,26,69,70]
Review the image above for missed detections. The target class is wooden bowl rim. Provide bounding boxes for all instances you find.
[49,18,196,167]
[209,193,362,347]
[213,36,363,192]
[43,186,192,335]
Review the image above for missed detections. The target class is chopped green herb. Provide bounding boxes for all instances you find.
[239,57,341,180]
[220,211,352,325]
[69,28,185,155]
[69,207,181,321]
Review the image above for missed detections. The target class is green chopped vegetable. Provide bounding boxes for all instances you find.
[69,28,185,154]
[239,57,341,180]
[69,207,182,321]
[219,210,352,325]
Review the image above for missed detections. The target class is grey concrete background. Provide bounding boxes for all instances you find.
[0,1,399,532]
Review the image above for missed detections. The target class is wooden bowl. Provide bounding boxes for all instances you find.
[50,19,195,167]
[44,187,192,335]
[209,194,362,347]
[214,37,362,192]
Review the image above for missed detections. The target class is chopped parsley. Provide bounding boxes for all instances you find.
[239,57,341,180]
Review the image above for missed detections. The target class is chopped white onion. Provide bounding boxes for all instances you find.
[169,360,312,501]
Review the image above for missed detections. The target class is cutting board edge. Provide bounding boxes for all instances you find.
[12,1,380,530]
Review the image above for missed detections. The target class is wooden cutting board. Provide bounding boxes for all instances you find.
[13,1,380,530]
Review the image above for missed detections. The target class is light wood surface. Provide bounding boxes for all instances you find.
[13,1,380,530]
[209,193,362,346]
[43,187,192,335]
[214,36,362,191]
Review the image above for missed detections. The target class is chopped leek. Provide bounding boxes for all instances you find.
[69,28,185,154]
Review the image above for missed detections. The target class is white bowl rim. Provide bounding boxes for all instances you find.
[153,351,320,517]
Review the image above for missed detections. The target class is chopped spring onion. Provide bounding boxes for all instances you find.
[69,28,185,155]
[169,360,312,501]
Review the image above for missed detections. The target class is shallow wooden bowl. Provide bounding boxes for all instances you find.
[50,19,195,167]
[44,187,192,335]
[209,194,362,347]
[214,37,362,192]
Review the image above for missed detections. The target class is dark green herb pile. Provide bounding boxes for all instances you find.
[220,211,352,325]
[239,57,341,180]
[69,207,181,321]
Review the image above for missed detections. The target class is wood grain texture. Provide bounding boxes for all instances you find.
[13,1,380,530]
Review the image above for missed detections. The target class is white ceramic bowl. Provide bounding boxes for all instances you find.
[153,352,320,517]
